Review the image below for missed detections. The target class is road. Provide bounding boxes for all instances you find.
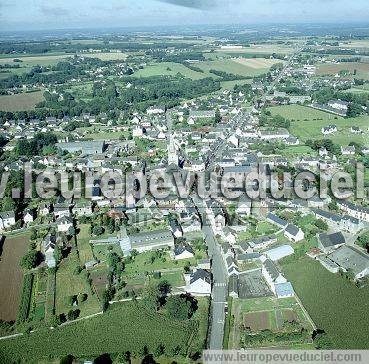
[185,47,304,348]
[192,195,228,349]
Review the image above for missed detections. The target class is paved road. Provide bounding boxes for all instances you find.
[193,196,228,349]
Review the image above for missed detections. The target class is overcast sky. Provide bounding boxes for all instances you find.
[1,0,369,31]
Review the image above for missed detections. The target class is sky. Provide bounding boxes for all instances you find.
[1,0,369,31]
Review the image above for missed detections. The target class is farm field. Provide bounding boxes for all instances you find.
[317,62,369,79]
[0,91,44,111]
[268,105,369,145]
[216,44,295,55]
[133,62,207,80]
[195,59,269,77]
[0,301,204,362]
[0,234,30,321]
[232,57,282,69]
[282,257,369,349]
[228,296,314,349]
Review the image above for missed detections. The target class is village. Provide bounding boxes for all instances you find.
[1,22,369,362]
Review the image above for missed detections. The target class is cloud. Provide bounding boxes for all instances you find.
[156,0,214,10]
[39,5,70,17]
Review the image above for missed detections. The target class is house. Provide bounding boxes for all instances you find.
[284,224,304,243]
[56,215,74,233]
[266,213,288,230]
[130,229,175,253]
[351,126,363,134]
[236,194,251,216]
[73,201,93,217]
[56,140,106,155]
[185,268,212,296]
[327,245,369,280]
[39,202,51,216]
[174,245,195,260]
[321,125,337,135]
[262,259,287,294]
[341,146,355,155]
[285,136,299,146]
[170,219,183,238]
[43,234,56,268]
[313,208,363,234]
[248,235,277,251]
[337,200,369,222]
[228,273,239,298]
[23,209,35,226]
[328,99,349,114]
[189,110,215,119]
[0,211,16,231]
[147,105,166,115]
[265,245,294,261]
[317,232,345,254]
[198,258,211,270]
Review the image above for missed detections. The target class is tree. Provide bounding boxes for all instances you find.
[20,250,41,270]
[314,219,328,231]
[92,225,104,236]
[214,108,221,125]
[313,330,333,349]
[166,296,193,320]
[347,103,363,118]
[67,309,80,321]
[59,355,74,364]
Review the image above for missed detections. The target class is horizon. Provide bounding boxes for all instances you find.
[2,0,369,32]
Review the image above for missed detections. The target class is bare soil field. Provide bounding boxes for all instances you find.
[282,308,298,323]
[0,234,29,321]
[233,57,282,69]
[244,311,271,331]
[317,62,369,77]
[0,91,44,111]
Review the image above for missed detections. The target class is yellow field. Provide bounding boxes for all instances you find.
[232,57,283,69]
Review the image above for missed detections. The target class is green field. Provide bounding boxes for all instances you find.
[0,301,203,362]
[0,91,44,111]
[268,105,369,146]
[55,248,100,318]
[133,62,207,80]
[282,257,369,349]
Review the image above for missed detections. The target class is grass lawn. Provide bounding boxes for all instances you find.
[282,257,369,349]
[269,104,369,146]
[123,251,195,276]
[279,145,315,158]
[0,301,201,362]
[55,250,100,318]
[0,91,44,111]
[76,224,94,265]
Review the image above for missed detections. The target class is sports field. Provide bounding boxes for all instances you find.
[0,91,44,111]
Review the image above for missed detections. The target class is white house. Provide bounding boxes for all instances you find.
[56,215,74,233]
[174,245,195,260]
[262,259,287,295]
[0,211,16,231]
[284,224,304,243]
[185,269,212,296]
